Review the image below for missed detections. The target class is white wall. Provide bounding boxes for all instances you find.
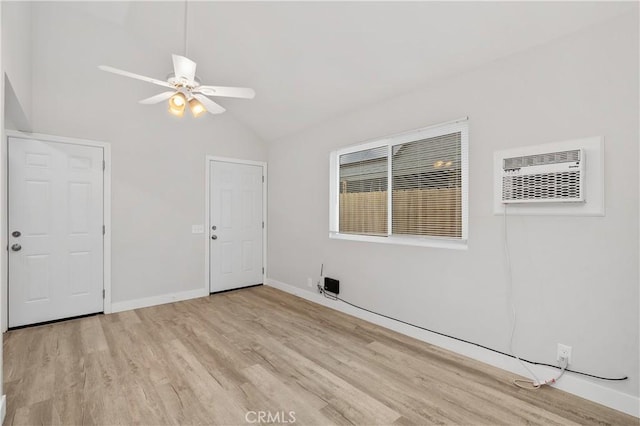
[267,10,639,403]
[2,1,32,130]
[29,3,267,304]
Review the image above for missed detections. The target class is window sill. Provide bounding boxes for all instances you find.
[328,232,468,250]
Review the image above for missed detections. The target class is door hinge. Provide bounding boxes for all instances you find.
[262,221,264,229]
[103,160,106,171]
[262,175,264,183]
[103,289,106,299]
[262,267,264,274]
[102,225,105,235]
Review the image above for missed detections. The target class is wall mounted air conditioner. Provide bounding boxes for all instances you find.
[493,137,603,215]
[501,149,585,204]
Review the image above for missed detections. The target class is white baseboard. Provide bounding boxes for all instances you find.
[1,394,6,424]
[111,288,208,313]
[266,278,640,418]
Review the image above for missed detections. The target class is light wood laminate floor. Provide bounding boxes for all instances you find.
[3,286,637,425]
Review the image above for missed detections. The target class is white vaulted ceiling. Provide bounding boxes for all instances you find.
[32,1,634,142]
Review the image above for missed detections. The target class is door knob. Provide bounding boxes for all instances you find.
[11,244,21,252]
[11,231,21,238]
[211,235,217,240]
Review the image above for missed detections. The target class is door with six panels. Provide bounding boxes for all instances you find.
[8,137,104,327]
[209,160,263,293]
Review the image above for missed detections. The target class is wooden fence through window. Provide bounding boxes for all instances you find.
[339,188,461,237]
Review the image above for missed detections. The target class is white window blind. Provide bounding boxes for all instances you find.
[339,146,388,236]
[331,118,468,248]
[392,132,462,238]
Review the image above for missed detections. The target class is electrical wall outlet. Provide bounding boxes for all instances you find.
[307,277,313,288]
[557,343,572,365]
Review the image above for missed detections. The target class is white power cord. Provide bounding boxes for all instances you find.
[503,205,566,389]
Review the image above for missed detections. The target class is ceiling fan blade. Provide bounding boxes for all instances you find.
[139,91,176,105]
[172,54,197,82]
[98,65,173,88]
[197,85,256,99]
[194,94,226,115]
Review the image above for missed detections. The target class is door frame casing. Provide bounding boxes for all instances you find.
[4,131,112,331]
[204,156,267,294]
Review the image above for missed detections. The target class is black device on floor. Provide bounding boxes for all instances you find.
[323,277,340,294]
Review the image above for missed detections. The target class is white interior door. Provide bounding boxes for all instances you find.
[209,160,263,293]
[8,137,104,327]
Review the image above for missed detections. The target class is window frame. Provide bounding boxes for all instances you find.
[329,118,469,250]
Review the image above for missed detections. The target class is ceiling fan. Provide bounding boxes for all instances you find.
[98,55,255,117]
[98,1,254,118]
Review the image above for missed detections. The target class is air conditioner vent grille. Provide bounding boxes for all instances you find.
[503,149,580,169]
[502,171,581,202]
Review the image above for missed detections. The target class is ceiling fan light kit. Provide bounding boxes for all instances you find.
[188,97,206,117]
[168,92,187,117]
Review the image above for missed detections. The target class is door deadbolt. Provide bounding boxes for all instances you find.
[11,244,21,252]
[212,225,217,230]
[11,231,21,238]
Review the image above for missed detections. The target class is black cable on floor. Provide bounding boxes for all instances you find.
[322,290,627,381]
